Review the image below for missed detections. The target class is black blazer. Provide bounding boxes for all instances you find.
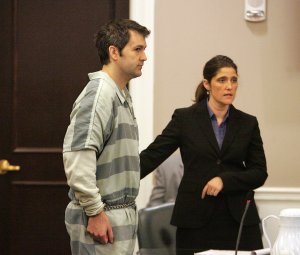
[140,99,268,228]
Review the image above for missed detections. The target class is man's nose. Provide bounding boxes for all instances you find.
[141,51,147,61]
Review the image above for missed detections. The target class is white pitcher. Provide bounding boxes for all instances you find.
[262,208,300,255]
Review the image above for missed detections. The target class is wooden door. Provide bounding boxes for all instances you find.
[0,1,129,254]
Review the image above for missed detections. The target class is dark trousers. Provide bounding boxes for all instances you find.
[176,197,263,255]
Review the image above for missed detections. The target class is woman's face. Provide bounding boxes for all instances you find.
[204,67,238,109]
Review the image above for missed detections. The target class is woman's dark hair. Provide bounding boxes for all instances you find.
[95,19,150,66]
[194,55,238,103]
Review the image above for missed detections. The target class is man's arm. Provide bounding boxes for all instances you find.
[63,150,113,244]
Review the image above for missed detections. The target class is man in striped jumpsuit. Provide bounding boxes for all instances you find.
[63,19,150,255]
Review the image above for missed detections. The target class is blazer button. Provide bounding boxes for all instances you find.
[216,159,222,165]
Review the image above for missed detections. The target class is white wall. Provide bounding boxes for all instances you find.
[130,0,155,210]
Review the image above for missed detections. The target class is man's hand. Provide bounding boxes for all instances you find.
[87,211,114,244]
[201,177,223,199]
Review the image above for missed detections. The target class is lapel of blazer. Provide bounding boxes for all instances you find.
[220,104,241,155]
[194,100,220,155]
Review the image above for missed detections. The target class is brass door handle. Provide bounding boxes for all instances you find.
[0,160,21,175]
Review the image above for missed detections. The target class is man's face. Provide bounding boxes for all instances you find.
[116,30,147,81]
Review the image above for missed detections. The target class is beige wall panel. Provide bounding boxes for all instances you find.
[154,0,300,187]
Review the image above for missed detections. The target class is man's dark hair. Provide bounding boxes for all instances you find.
[95,19,150,65]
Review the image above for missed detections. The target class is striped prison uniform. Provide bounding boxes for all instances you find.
[63,71,140,255]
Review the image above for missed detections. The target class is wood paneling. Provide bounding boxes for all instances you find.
[0,1,129,254]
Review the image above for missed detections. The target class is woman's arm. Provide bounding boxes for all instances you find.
[140,110,181,179]
[219,118,268,192]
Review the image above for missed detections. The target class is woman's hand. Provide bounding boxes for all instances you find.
[201,177,223,199]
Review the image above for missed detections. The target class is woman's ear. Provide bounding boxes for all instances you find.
[203,79,210,91]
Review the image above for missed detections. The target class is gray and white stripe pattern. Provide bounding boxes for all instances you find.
[63,71,140,255]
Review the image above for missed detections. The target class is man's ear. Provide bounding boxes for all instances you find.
[108,45,120,61]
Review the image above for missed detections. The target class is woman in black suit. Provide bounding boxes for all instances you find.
[140,55,268,254]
